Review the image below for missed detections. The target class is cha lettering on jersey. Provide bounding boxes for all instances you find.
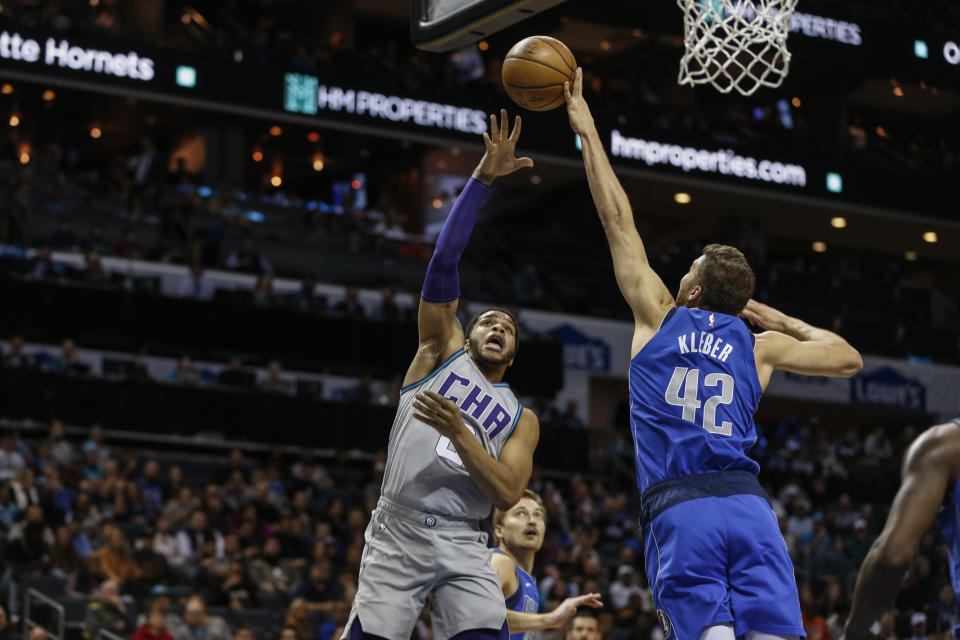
[677,331,734,362]
[437,372,512,438]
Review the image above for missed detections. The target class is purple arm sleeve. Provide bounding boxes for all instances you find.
[421,177,489,303]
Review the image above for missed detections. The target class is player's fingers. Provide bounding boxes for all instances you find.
[412,413,438,427]
[420,391,451,412]
[482,132,492,148]
[490,113,498,138]
[500,108,508,140]
[563,80,571,100]
[509,115,521,142]
[517,157,534,169]
[413,399,438,415]
[575,67,583,95]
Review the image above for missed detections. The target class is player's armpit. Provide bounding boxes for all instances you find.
[755,330,863,388]
[490,552,518,598]
[403,300,465,388]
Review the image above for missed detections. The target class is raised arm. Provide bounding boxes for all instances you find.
[844,424,958,640]
[743,300,863,389]
[404,110,533,388]
[564,68,674,346]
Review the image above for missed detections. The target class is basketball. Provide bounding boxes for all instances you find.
[502,36,577,112]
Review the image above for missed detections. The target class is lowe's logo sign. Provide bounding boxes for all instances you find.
[851,366,926,411]
[547,324,610,373]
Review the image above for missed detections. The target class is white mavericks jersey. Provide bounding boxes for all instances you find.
[380,348,523,520]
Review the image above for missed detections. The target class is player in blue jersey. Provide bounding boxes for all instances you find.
[489,490,602,639]
[564,68,863,640]
[844,418,960,640]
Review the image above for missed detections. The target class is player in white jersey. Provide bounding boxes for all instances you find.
[344,110,540,640]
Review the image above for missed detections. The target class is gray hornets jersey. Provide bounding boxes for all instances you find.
[380,348,523,520]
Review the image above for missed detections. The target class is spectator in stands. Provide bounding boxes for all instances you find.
[252,274,275,307]
[375,287,401,322]
[178,263,215,300]
[513,263,545,305]
[225,238,272,275]
[3,335,31,369]
[608,566,646,612]
[287,275,325,312]
[39,339,87,375]
[233,626,254,640]
[333,286,365,317]
[11,468,39,511]
[80,251,110,283]
[0,486,18,528]
[177,510,224,569]
[133,604,176,640]
[153,516,181,569]
[139,460,165,512]
[171,357,202,386]
[213,560,257,609]
[284,599,316,640]
[49,216,79,250]
[0,433,25,483]
[86,579,135,638]
[175,596,230,640]
[218,358,254,388]
[129,138,165,218]
[48,419,74,466]
[96,526,143,583]
[292,560,339,612]
[260,360,295,396]
[83,424,111,463]
[50,525,83,592]
[81,221,111,254]
[863,427,893,458]
[557,400,585,428]
[248,537,300,597]
[28,628,46,640]
[31,246,67,280]
[844,519,874,565]
[907,612,928,640]
[113,228,144,259]
[337,374,373,404]
[81,447,103,480]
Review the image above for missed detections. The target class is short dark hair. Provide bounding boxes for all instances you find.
[697,244,755,316]
[464,307,519,342]
[571,608,599,622]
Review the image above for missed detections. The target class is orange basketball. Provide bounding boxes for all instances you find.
[502,36,577,112]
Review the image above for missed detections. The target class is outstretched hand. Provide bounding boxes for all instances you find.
[548,593,603,628]
[564,67,593,135]
[473,109,534,185]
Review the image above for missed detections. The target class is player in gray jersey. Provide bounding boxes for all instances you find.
[344,110,540,640]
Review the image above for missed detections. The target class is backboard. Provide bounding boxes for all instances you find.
[411,0,568,52]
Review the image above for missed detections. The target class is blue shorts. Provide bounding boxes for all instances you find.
[641,472,805,640]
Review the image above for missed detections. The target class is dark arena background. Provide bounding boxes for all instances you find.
[0,1,958,639]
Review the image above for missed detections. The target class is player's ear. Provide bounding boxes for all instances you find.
[687,284,703,303]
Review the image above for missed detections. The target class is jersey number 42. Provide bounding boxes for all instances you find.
[664,366,734,436]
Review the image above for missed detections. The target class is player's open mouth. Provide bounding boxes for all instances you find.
[485,335,504,352]
[524,529,539,538]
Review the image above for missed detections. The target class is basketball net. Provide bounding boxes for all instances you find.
[677,0,798,96]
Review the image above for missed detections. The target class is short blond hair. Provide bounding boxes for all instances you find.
[493,490,546,544]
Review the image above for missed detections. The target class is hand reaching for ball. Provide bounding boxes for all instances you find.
[472,108,534,185]
[564,67,594,135]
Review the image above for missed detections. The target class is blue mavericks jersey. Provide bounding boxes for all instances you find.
[936,419,960,640]
[630,306,762,491]
[493,548,538,640]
